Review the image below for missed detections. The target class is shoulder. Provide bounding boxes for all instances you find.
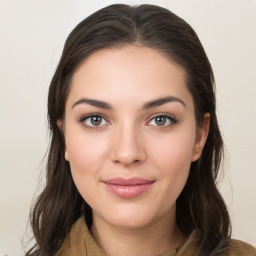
[227,239,256,256]
[55,217,87,256]
[179,230,256,256]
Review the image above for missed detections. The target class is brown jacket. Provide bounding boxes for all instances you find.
[56,217,256,256]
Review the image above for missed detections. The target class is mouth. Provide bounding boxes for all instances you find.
[102,177,155,199]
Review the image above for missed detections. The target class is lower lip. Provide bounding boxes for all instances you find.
[104,182,154,199]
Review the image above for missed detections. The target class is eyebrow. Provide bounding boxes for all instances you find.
[142,96,186,109]
[72,98,112,109]
[72,96,186,110]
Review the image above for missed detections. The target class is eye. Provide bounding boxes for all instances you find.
[81,114,109,128]
[148,114,177,127]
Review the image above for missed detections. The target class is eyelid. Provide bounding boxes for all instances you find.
[80,113,110,128]
[146,113,177,126]
[79,112,177,128]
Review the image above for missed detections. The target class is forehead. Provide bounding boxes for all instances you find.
[67,45,193,109]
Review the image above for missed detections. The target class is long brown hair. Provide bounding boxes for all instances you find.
[26,4,231,255]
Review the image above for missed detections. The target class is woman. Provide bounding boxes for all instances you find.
[26,4,256,256]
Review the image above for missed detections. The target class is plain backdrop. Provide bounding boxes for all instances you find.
[0,0,255,255]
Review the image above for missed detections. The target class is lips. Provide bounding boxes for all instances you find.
[103,177,155,199]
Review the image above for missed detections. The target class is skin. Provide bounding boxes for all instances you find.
[59,45,209,256]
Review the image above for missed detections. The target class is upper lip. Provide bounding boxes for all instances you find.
[103,177,155,186]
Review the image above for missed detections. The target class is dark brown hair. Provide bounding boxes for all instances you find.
[26,4,231,256]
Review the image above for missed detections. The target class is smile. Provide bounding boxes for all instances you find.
[103,177,155,199]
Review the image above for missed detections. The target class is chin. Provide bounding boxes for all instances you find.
[108,214,154,229]
[98,204,164,230]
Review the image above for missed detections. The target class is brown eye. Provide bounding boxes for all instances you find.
[155,116,167,126]
[90,116,103,126]
[81,114,108,127]
[148,114,177,127]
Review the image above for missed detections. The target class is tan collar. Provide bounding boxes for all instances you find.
[56,216,199,256]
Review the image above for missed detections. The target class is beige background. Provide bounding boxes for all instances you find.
[0,0,255,255]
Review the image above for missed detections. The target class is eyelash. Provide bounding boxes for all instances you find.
[147,114,177,127]
[80,113,110,129]
[79,113,177,129]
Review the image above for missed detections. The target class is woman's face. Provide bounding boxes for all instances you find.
[62,45,209,229]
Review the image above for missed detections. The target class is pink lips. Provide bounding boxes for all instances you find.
[103,177,154,199]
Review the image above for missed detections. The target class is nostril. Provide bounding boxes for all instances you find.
[112,158,142,166]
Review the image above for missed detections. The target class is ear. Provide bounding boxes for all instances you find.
[191,113,210,162]
[57,119,69,161]
[64,151,69,161]
[57,119,63,130]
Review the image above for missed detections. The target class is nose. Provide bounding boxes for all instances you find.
[110,123,146,166]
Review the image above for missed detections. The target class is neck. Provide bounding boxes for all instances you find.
[90,210,184,256]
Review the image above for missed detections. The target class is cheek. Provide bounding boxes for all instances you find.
[148,130,196,196]
[66,126,108,167]
[68,140,102,170]
[65,133,110,208]
[150,130,196,169]
[65,127,110,192]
